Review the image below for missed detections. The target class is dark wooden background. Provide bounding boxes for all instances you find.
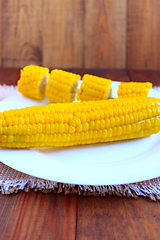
[0,0,160,70]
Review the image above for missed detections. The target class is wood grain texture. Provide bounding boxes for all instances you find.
[77,196,160,240]
[2,0,160,70]
[2,0,43,68]
[0,69,20,85]
[128,70,160,86]
[0,191,77,240]
[127,0,160,70]
[84,0,127,69]
[67,68,130,82]
[42,0,84,69]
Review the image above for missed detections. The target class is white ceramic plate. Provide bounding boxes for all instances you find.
[0,82,160,185]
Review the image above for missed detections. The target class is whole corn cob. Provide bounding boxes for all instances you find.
[76,74,112,101]
[45,69,81,103]
[17,65,50,100]
[117,82,153,98]
[0,96,160,149]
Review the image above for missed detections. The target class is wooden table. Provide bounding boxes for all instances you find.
[0,68,160,240]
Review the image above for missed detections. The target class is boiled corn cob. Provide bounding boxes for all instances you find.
[17,65,50,100]
[76,74,112,101]
[117,82,152,98]
[0,96,160,149]
[45,69,81,103]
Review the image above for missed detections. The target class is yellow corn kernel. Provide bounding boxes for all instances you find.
[68,125,75,133]
[83,122,89,131]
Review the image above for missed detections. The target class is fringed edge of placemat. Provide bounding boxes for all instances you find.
[1,160,160,201]
[1,176,160,201]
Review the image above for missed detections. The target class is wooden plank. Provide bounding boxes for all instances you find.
[0,191,77,240]
[42,0,83,69]
[2,0,43,68]
[84,0,127,69]
[0,69,20,85]
[67,69,130,82]
[127,0,160,70]
[76,196,160,240]
[128,70,160,86]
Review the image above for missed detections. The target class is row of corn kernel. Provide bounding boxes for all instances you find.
[1,96,160,148]
[1,107,158,138]
[1,115,160,148]
[1,117,159,142]
[0,96,158,122]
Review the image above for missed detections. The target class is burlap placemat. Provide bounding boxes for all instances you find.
[1,84,160,201]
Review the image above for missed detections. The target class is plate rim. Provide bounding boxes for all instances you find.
[0,82,160,185]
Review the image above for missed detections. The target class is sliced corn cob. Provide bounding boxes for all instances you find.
[117,82,153,98]
[45,69,81,103]
[76,74,112,101]
[0,96,160,149]
[17,65,50,100]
